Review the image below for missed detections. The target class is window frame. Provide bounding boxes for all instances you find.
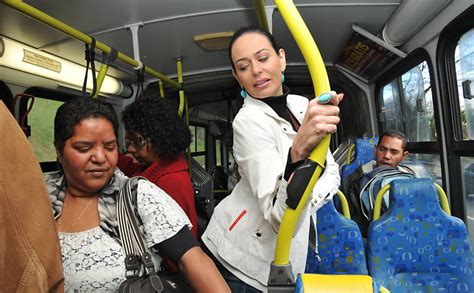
[189,122,208,169]
[374,48,444,172]
[437,5,474,220]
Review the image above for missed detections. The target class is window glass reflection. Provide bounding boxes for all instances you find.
[455,29,474,140]
[461,156,474,246]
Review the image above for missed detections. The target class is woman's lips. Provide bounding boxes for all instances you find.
[254,79,270,88]
[89,169,108,177]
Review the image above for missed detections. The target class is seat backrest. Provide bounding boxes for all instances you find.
[341,137,379,181]
[368,178,474,291]
[305,199,368,275]
[359,167,415,221]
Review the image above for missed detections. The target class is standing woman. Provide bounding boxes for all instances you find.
[46,97,229,292]
[117,96,198,239]
[202,26,342,292]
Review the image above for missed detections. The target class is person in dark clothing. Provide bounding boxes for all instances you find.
[211,165,228,190]
[341,130,415,236]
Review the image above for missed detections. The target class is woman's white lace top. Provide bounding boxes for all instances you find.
[55,177,192,292]
[59,227,125,292]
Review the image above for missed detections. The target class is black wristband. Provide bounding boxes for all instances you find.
[156,227,199,263]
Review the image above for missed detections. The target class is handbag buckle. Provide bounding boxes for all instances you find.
[141,252,156,273]
[125,254,140,277]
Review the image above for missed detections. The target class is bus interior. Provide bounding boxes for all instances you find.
[1,0,473,290]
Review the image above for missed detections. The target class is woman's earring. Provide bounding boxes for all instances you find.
[281,72,285,83]
[240,88,247,98]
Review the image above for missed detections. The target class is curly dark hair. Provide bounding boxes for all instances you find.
[54,97,118,154]
[122,95,191,162]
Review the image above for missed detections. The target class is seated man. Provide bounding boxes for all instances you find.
[341,130,415,236]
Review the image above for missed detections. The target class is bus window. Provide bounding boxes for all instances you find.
[189,123,207,169]
[379,80,403,131]
[455,28,474,140]
[378,60,436,142]
[462,156,474,245]
[27,98,63,162]
[404,153,442,185]
[454,29,474,245]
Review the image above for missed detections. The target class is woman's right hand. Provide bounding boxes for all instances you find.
[290,91,343,162]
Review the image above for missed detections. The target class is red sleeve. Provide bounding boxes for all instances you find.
[117,153,143,177]
[157,172,198,239]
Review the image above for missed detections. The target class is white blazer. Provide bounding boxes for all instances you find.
[202,94,340,291]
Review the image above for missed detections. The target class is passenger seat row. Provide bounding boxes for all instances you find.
[306,178,474,292]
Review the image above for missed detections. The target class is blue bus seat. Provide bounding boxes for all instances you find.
[341,137,379,181]
[305,199,368,275]
[368,178,474,291]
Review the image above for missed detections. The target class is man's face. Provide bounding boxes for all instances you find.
[375,136,408,167]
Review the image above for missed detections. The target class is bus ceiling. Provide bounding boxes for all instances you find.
[0,0,457,102]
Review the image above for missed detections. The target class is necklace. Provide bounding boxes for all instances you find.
[57,196,95,230]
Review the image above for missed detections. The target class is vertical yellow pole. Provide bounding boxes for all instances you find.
[176,57,192,172]
[272,0,331,266]
[159,80,165,97]
[176,58,185,117]
[253,0,270,31]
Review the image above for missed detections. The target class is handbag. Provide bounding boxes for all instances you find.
[117,177,194,293]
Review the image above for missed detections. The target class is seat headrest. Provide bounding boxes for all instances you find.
[389,178,439,208]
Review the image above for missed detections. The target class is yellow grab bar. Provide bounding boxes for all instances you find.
[273,0,331,266]
[337,190,351,219]
[93,63,110,98]
[253,0,270,31]
[346,143,355,165]
[2,0,180,90]
[373,182,451,221]
[176,58,185,117]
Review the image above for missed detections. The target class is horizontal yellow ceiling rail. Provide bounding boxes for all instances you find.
[2,0,181,89]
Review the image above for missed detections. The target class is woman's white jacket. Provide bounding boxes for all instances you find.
[202,94,340,291]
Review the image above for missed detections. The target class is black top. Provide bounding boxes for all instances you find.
[261,86,298,132]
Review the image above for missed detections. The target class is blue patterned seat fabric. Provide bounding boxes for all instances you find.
[341,137,379,181]
[368,178,474,292]
[305,200,368,274]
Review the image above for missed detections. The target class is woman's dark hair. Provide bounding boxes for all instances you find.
[228,25,280,70]
[54,97,119,154]
[122,95,191,162]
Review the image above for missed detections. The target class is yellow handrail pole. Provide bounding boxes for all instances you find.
[253,0,270,31]
[2,0,180,89]
[373,182,451,221]
[336,190,351,219]
[273,0,331,266]
[92,63,109,98]
[435,183,451,215]
[373,185,390,221]
[346,144,355,165]
[175,57,192,172]
[176,58,185,117]
[159,80,165,98]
